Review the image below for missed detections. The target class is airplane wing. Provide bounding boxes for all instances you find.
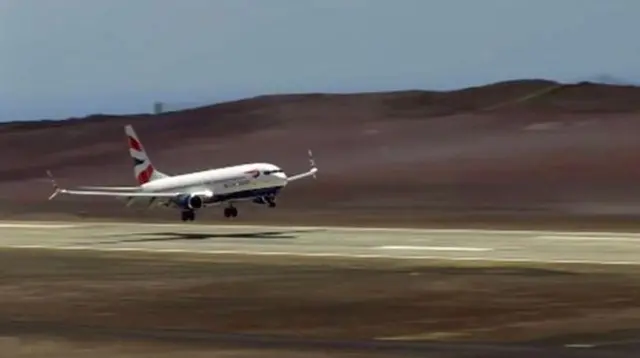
[77,186,140,191]
[287,167,318,182]
[53,188,181,198]
[45,171,212,200]
[287,150,318,182]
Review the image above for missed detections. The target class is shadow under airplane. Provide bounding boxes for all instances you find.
[83,229,326,245]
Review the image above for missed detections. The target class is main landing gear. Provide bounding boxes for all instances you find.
[266,197,276,208]
[223,205,238,218]
[181,210,195,222]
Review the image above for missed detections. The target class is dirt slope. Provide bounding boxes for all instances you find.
[3,79,640,226]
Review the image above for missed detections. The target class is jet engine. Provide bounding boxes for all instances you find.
[252,197,267,205]
[176,194,204,210]
[252,195,276,207]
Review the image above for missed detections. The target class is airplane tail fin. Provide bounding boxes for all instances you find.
[125,124,168,185]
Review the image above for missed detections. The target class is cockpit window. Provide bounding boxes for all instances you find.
[263,169,283,175]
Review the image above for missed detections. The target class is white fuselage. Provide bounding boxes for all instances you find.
[139,163,288,198]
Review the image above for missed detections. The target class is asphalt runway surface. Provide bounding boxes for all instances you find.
[4,220,640,357]
[4,220,640,265]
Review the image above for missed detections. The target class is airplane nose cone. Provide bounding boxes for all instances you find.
[274,171,288,183]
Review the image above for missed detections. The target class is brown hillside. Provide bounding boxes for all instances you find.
[3,78,640,227]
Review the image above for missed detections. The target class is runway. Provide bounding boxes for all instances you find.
[3,220,640,265]
[4,220,640,357]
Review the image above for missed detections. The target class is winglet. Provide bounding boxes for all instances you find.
[45,170,62,200]
[308,149,317,179]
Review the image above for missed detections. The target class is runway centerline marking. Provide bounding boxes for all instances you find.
[565,338,640,348]
[534,235,640,242]
[0,223,77,229]
[374,245,493,252]
[6,245,640,265]
[564,343,594,348]
[4,221,640,265]
[9,220,640,236]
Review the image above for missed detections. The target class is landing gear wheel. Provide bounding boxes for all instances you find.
[266,196,276,208]
[181,210,195,221]
[223,206,238,218]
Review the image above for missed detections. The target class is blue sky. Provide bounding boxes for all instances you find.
[2,0,640,121]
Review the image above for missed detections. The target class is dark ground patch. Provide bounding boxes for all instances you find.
[2,249,640,357]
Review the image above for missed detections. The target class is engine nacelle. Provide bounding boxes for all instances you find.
[252,197,267,205]
[252,195,276,206]
[176,194,204,210]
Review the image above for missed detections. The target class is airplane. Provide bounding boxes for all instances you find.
[46,124,318,222]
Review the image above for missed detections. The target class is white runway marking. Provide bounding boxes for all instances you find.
[4,244,640,265]
[0,223,77,229]
[9,220,640,236]
[565,338,640,348]
[4,220,640,266]
[375,245,493,252]
[564,343,594,348]
[535,235,640,242]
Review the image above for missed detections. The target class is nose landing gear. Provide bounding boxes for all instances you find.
[223,205,238,218]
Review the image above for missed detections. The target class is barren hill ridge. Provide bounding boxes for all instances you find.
[5,78,640,131]
[2,78,640,226]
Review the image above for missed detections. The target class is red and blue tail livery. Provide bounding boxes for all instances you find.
[125,125,167,185]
